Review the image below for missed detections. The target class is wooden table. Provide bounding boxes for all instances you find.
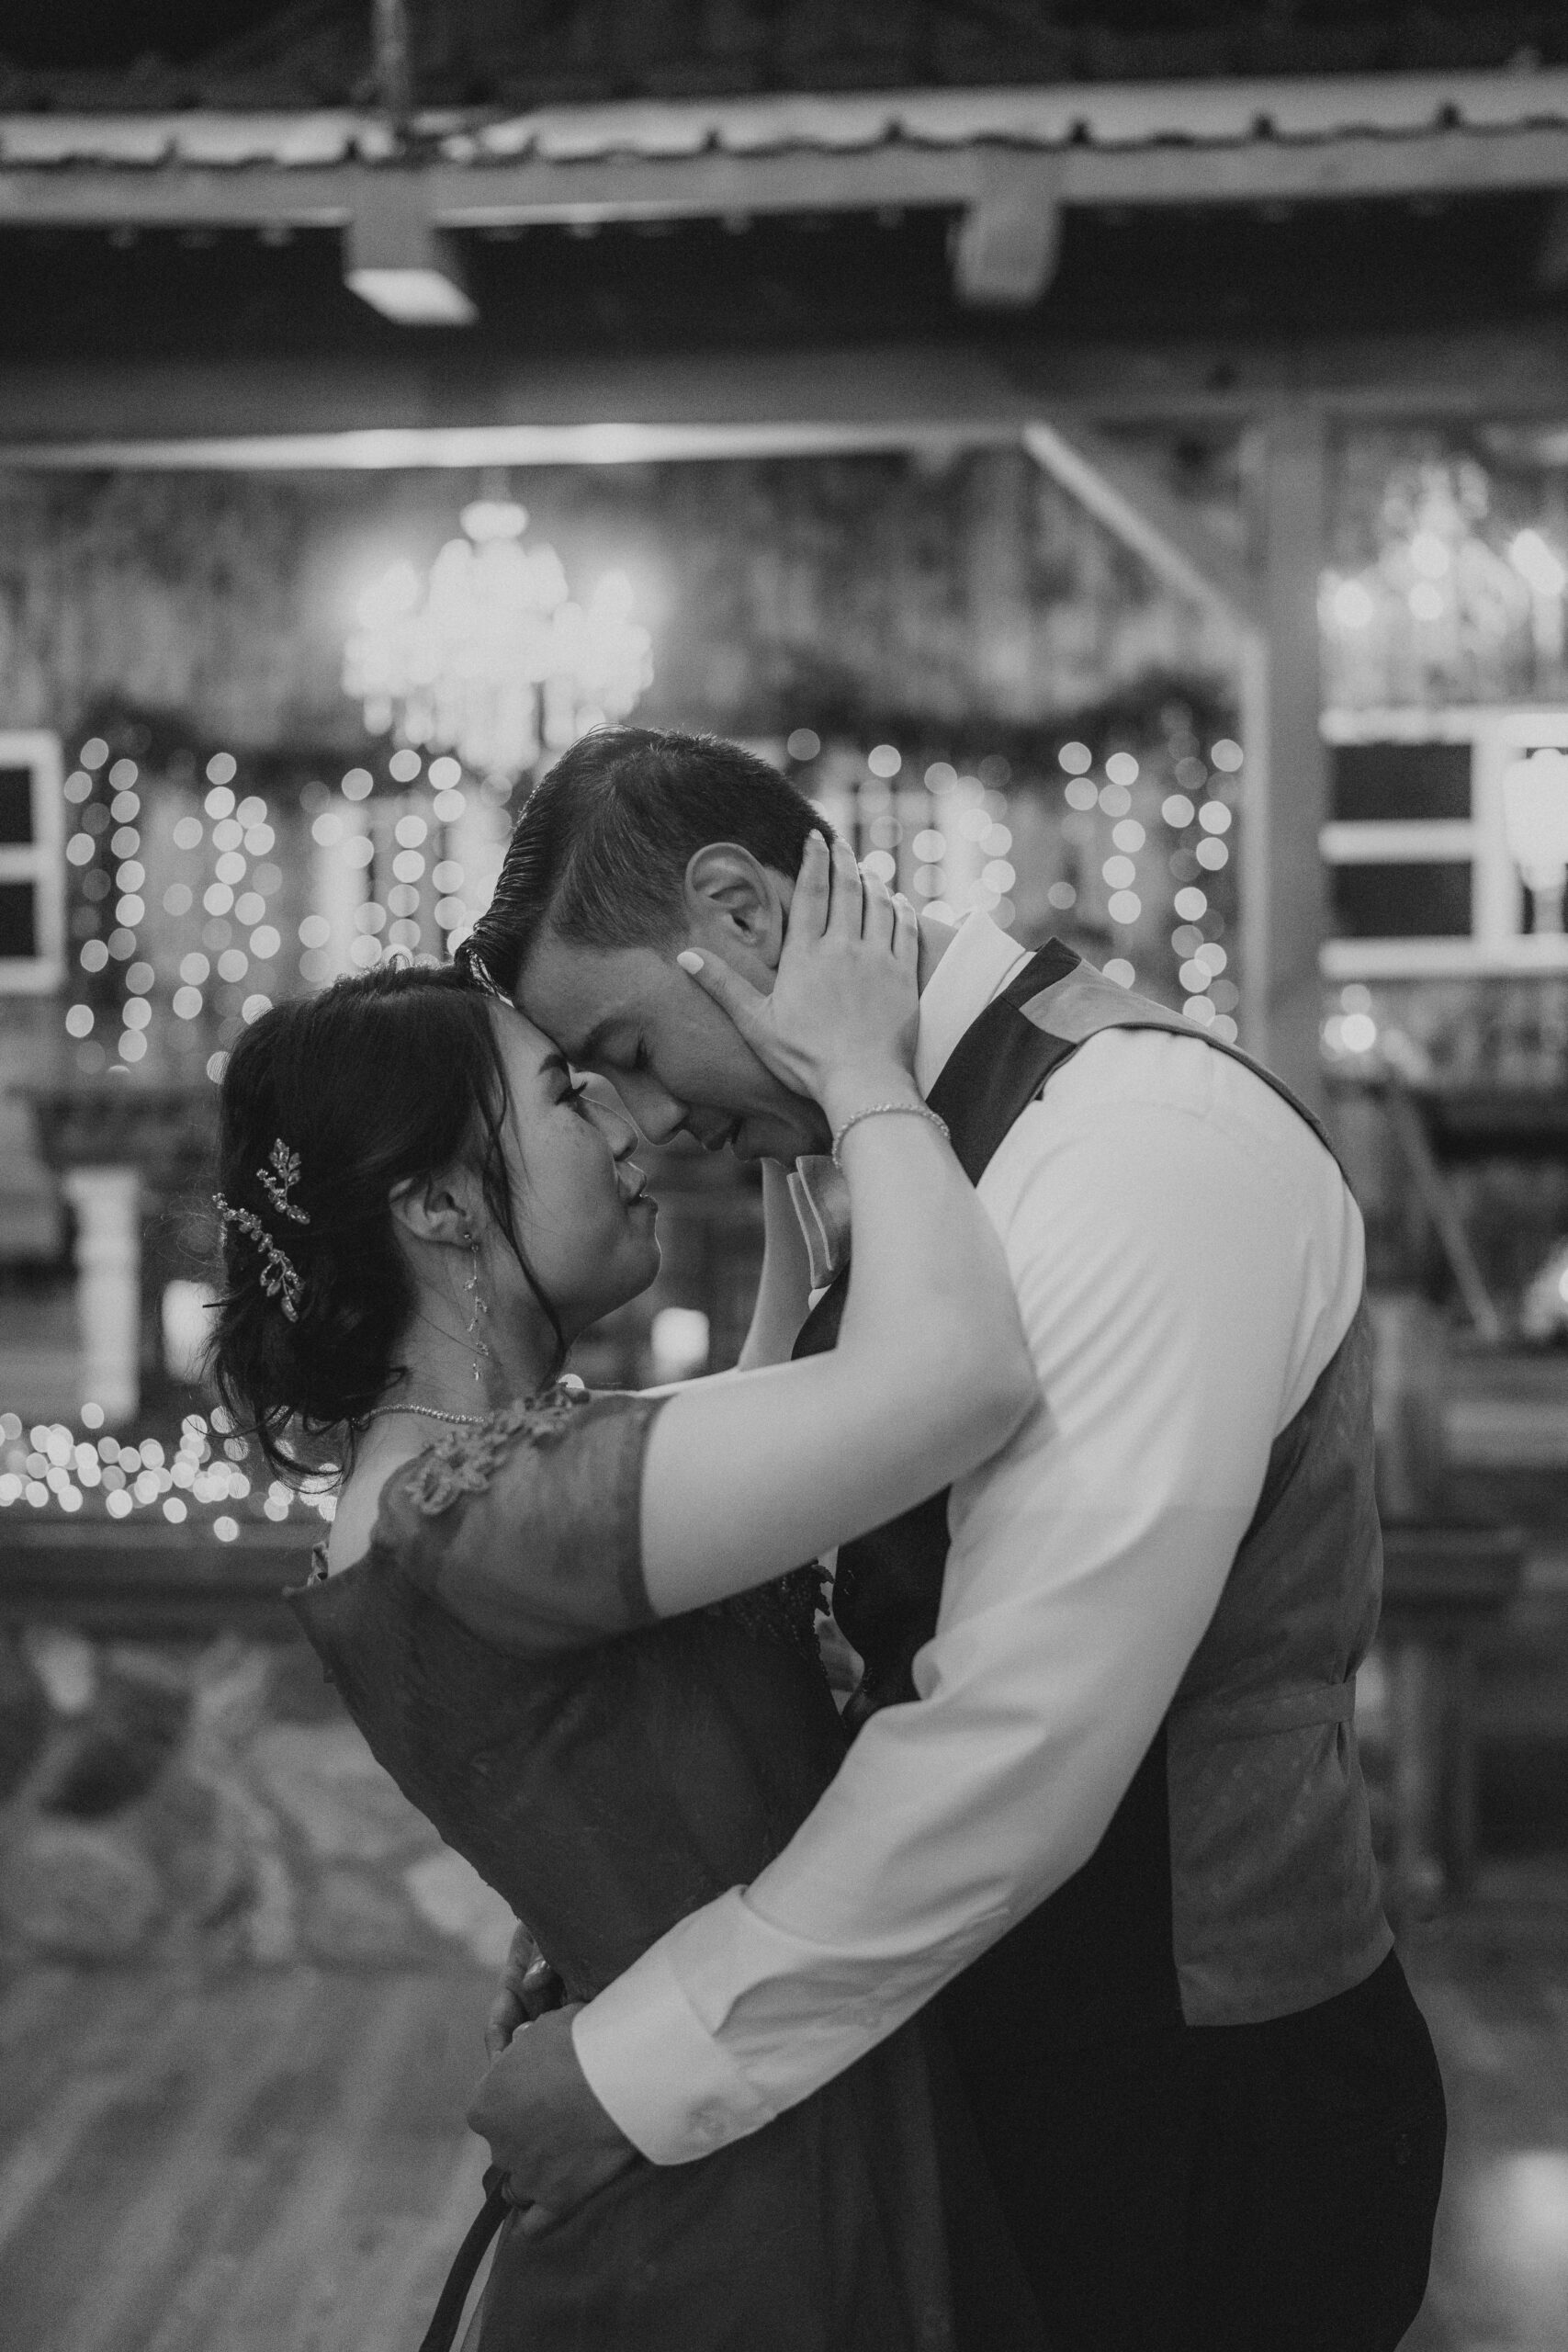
[0,1521,318,1642]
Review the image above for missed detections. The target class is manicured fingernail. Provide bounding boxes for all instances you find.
[676,950,704,974]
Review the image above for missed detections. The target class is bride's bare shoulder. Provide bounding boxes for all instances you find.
[323,1426,429,1577]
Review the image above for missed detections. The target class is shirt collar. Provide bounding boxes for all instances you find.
[914,910,1035,1097]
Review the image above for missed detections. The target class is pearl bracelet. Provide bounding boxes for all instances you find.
[829,1100,952,1171]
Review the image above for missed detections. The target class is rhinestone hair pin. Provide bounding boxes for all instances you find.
[215,1135,310,1323]
[214,1200,303,1323]
[256,1138,309,1224]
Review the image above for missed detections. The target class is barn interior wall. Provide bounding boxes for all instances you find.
[0,448,1235,755]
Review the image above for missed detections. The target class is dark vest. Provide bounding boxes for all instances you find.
[795,941,1391,2032]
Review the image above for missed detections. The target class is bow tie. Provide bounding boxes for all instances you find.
[786,1155,852,1290]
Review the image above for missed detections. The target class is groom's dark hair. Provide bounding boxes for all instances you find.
[456,727,835,998]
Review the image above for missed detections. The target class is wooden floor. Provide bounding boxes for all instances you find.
[2,1875,1566,2352]
[0,1955,494,2352]
[1402,1864,1568,2352]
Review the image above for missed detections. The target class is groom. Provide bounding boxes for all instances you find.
[457,726,1446,2350]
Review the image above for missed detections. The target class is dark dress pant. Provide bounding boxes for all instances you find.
[940,1948,1447,2352]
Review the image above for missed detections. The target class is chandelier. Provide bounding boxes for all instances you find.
[1319,458,1540,707]
[344,496,653,782]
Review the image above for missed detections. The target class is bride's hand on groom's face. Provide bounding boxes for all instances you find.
[676,831,919,1121]
[468,2004,637,2233]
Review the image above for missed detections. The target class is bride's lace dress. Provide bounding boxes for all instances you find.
[288,1387,1043,2352]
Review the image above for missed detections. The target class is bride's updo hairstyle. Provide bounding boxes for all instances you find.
[207,962,558,1476]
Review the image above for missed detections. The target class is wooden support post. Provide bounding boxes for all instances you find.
[373,0,414,126]
[1239,410,1329,1112]
[61,1166,141,1427]
[951,156,1063,310]
[344,178,476,328]
[1022,417,1255,623]
[1534,192,1568,292]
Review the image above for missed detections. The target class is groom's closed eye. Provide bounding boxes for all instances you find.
[565,1066,637,1120]
[570,1017,623,1073]
[582,1035,649,1080]
[540,1052,591,1105]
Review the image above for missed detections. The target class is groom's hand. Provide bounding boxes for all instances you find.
[485,1921,566,2059]
[468,2004,638,2235]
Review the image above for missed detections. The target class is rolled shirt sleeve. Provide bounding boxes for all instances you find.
[575,1031,1365,2162]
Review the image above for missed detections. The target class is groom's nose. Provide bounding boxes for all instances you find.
[619,1072,687,1147]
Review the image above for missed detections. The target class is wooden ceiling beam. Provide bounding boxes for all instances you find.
[2,119,1564,323]
[1,121,1566,237]
[0,327,1567,464]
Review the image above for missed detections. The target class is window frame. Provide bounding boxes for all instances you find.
[1320,705,1568,979]
[0,731,64,995]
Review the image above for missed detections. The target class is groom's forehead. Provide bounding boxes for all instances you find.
[516,932,666,1055]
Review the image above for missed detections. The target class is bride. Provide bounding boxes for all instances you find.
[207,835,1044,2349]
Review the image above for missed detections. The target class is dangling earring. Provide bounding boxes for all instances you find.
[463,1229,492,1388]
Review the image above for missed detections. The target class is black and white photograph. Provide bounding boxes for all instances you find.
[0,4,1566,2347]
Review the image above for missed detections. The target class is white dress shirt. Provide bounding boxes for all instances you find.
[573,913,1366,2163]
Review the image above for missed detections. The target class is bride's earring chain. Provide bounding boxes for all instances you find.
[463,1229,493,1388]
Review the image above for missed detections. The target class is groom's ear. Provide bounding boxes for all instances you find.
[682,843,788,972]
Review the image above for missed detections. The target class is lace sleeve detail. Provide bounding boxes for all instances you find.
[375,1385,665,1659]
[377,1387,830,1676]
[400,1385,589,1516]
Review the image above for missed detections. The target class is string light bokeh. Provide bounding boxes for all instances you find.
[31,689,1241,1503]
[0,1407,334,1533]
[791,706,1243,1043]
[60,729,512,1089]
